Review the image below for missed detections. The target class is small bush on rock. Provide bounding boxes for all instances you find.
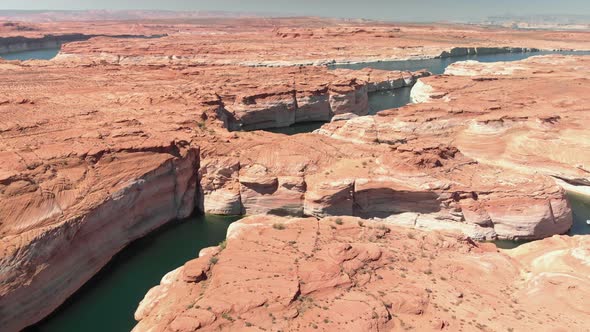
[273,223,286,230]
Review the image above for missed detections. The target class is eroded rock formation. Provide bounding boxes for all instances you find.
[133,216,590,332]
[0,142,199,331]
[218,67,428,130]
[55,22,590,66]
[435,56,590,195]
[1,17,590,331]
[200,129,571,240]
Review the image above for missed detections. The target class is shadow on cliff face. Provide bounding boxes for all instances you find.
[354,188,441,219]
[258,88,414,136]
[25,213,239,332]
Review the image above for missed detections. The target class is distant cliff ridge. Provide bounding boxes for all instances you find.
[480,14,590,30]
[0,10,267,22]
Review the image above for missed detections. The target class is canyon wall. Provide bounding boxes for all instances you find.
[198,132,572,241]
[0,55,216,331]
[1,20,589,330]
[214,68,429,131]
[0,35,63,54]
[0,144,199,331]
[0,34,166,56]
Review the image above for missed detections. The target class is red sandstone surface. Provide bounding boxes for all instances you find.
[57,22,590,65]
[0,17,589,332]
[0,20,174,38]
[133,216,590,332]
[4,17,587,65]
[317,55,590,223]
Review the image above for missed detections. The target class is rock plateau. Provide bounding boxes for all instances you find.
[0,17,589,332]
[133,216,590,332]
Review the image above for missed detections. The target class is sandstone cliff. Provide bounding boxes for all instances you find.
[199,129,571,240]
[1,19,589,331]
[0,142,199,331]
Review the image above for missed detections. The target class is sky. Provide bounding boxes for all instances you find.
[0,0,589,22]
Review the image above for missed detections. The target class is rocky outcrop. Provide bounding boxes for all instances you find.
[198,157,242,215]
[327,79,369,116]
[2,19,590,330]
[409,79,437,103]
[54,21,590,66]
[429,56,590,197]
[0,34,164,55]
[310,56,590,238]
[133,215,590,332]
[199,126,571,241]
[0,143,199,332]
[213,67,428,131]
[0,60,216,331]
[505,234,590,320]
[439,46,540,58]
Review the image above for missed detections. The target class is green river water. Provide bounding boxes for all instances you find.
[26,215,239,332]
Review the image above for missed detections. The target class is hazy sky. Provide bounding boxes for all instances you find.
[1,0,589,21]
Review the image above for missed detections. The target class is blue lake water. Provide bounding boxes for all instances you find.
[0,48,60,61]
[368,86,413,114]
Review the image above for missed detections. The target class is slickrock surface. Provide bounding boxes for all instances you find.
[54,20,590,66]
[133,215,590,332]
[1,18,590,331]
[200,126,570,241]
[434,56,589,191]
[314,55,590,238]
[1,53,586,331]
[0,63,203,330]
